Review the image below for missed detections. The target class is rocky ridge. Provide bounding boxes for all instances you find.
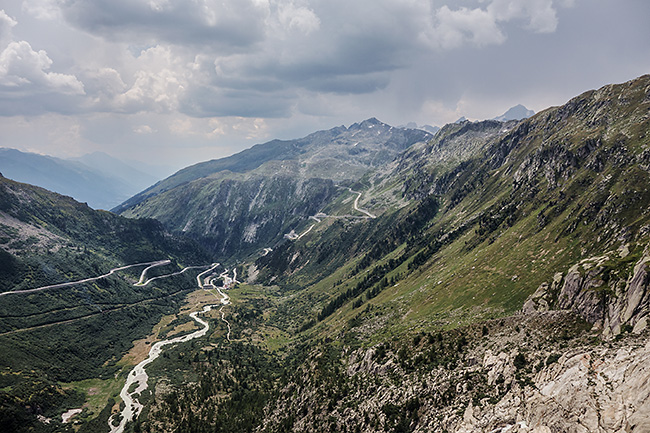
[258,311,650,433]
[524,243,650,339]
[115,119,431,212]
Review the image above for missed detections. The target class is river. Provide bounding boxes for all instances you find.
[108,264,229,433]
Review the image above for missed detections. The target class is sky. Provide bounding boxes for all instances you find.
[1,0,649,172]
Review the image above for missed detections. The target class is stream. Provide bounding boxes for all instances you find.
[108,264,229,433]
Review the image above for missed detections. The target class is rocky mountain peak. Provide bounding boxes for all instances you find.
[494,104,535,121]
[349,117,386,130]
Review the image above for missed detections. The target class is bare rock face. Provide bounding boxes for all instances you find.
[524,245,650,338]
[458,340,650,433]
[557,258,610,326]
[619,255,650,333]
[483,350,515,388]
[254,308,650,433]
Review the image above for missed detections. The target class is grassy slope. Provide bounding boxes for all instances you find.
[0,177,212,432]
[254,74,650,345]
[68,76,650,433]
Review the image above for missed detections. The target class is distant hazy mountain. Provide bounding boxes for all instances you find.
[71,152,160,193]
[402,122,440,135]
[0,148,158,209]
[493,104,535,121]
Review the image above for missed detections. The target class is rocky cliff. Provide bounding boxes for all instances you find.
[257,312,650,433]
[524,243,650,339]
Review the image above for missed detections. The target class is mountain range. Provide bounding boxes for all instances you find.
[1,76,650,432]
[115,118,433,257]
[0,149,164,210]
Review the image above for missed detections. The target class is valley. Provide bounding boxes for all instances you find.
[1,75,650,432]
[109,265,232,433]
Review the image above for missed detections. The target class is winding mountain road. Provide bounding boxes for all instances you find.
[108,263,234,433]
[0,260,172,297]
[282,187,376,242]
[348,187,376,219]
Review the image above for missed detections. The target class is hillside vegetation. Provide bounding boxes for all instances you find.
[2,76,650,432]
[128,75,650,432]
[0,176,211,432]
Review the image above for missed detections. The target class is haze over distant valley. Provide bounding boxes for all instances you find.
[0,148,167,209]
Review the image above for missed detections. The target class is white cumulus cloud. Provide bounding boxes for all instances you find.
[0,10,17,48]
[0,40,84,94]
[421,0,571,50]
[134,124,155,133]
[113,45,188,113]
[277,2,320,34]
[428,5,506,49]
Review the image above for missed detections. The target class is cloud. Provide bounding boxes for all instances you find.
[487,0,561,33]
[419,0,572,50]
[0,9,85,114]
[59,0,270,50]
[108,45,188,113]
[276,2,320,34]
[80,67,127,106]
[425,5,506,50]
[0,10,17,47]
[21,0,62,20]
[169,116,269,140]
[134,124,154,134]
[0,41,84,94]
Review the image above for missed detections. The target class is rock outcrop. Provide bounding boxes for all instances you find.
[524,244,650,338]
[457,339,650,433]
[257,312,650,433]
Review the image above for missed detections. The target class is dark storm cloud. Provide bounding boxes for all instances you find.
[171,0,423,115]
[180,85,296,118]
[59,0,270,49]
[2,0,650,167]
